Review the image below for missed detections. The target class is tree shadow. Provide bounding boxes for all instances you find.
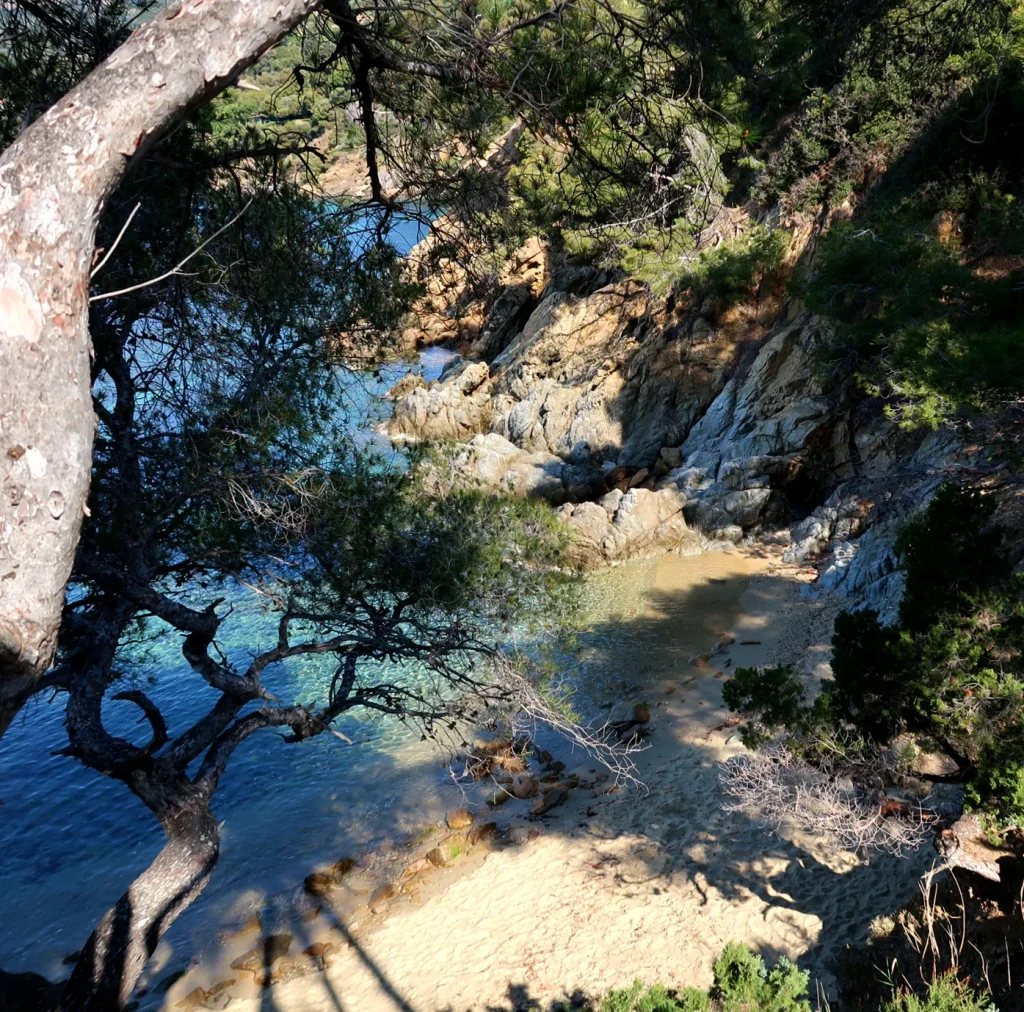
[6,563,921,1012]
[238,563,925,1012]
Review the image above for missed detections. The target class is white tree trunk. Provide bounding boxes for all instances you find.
[0,0,324,731]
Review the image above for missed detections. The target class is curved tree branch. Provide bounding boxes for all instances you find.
[111,689,168,756]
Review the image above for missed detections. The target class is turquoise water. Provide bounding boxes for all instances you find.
[0,347,462,982]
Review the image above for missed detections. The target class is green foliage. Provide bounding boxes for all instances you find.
[712,943,810,1012]
[882,974,995,1012]
[595,945,810,1012]
[0,1,159,147]
[599,981,707,1012]
[803,204,1024,427]
[722,665,812,747]
[727,483,1024,831]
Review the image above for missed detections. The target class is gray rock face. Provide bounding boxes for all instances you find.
[786,427,963,622]
[389,274,740,468]
[388,241,967,602]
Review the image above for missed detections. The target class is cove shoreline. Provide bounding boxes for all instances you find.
[157,539,929,1012]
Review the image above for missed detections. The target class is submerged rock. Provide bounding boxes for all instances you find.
[230,934,293,973]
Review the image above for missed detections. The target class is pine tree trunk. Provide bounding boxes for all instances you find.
[0,0,323,732]
[60,791,220,1011]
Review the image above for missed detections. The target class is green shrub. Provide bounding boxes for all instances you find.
[883,974,995,1012]
[599,981,708,1012]
[724,482,1024,831]
[712,943,811,1012]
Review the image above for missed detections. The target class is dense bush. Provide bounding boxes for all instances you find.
[882,975,995,1012]
[595,947,993,1011]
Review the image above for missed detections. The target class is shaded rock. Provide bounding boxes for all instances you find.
[302,942,336,970]
[486,787,512,807]
[368,884,397,912]
[303,856,356,897]
[499,451,566,502]
[936,814,1017,883]
[386,373,427,401]
[531,786,569,816]
[230,934,293,973]
[512,773,538,799]
[467,821,499,846]
[425,847,446,867]
[400,857,433,881]
[175,986,209,1010]
[220,913,262,940]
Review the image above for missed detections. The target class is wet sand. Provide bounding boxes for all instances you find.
[160,543,926,1011]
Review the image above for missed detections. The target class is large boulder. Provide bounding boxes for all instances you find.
[388,360,493,443]
[557,486,699,567]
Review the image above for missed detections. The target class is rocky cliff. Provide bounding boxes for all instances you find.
[388,228,971,618]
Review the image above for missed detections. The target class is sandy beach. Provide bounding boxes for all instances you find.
[161,543,929,1012]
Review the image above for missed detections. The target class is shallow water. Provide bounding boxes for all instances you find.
[0,366,755,989]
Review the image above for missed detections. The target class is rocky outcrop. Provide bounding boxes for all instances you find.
[438,433,700,563]
[388,269,762,466]
[785,426,962,623]
[388,212,968,590]
[555,485,700,565]
[388,360,493,444]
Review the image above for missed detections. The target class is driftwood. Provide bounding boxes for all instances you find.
[935,813,1022,884]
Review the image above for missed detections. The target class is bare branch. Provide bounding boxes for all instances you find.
[720,742,934,857]
[90,199,253,302]
[90,201,141,278]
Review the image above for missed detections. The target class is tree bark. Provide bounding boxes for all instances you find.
[60,784,220,1012]
[0,0,324,734]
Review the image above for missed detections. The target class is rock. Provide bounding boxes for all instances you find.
[386,373,426,400]
[230,934,293,973]
[936,814,1019,883]
[304,873,334,897]
[425,847,446,867]
[302,942,336,970]
[368,884,396,912]
[512,773,538,799]
[560,486,698,567]
[531,786,569,816]
[303,856,356,897]
[499,451,566,502]
[220,913,262,939]
[446,808,474,830]
[388,361,493,443]
[252,957,318,988]
[659,446,683,470]
[400,857,433,881]
[175,987,209,1009]
[467,821,499,846]
[487,787,512,806]
[633,703,651,724]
